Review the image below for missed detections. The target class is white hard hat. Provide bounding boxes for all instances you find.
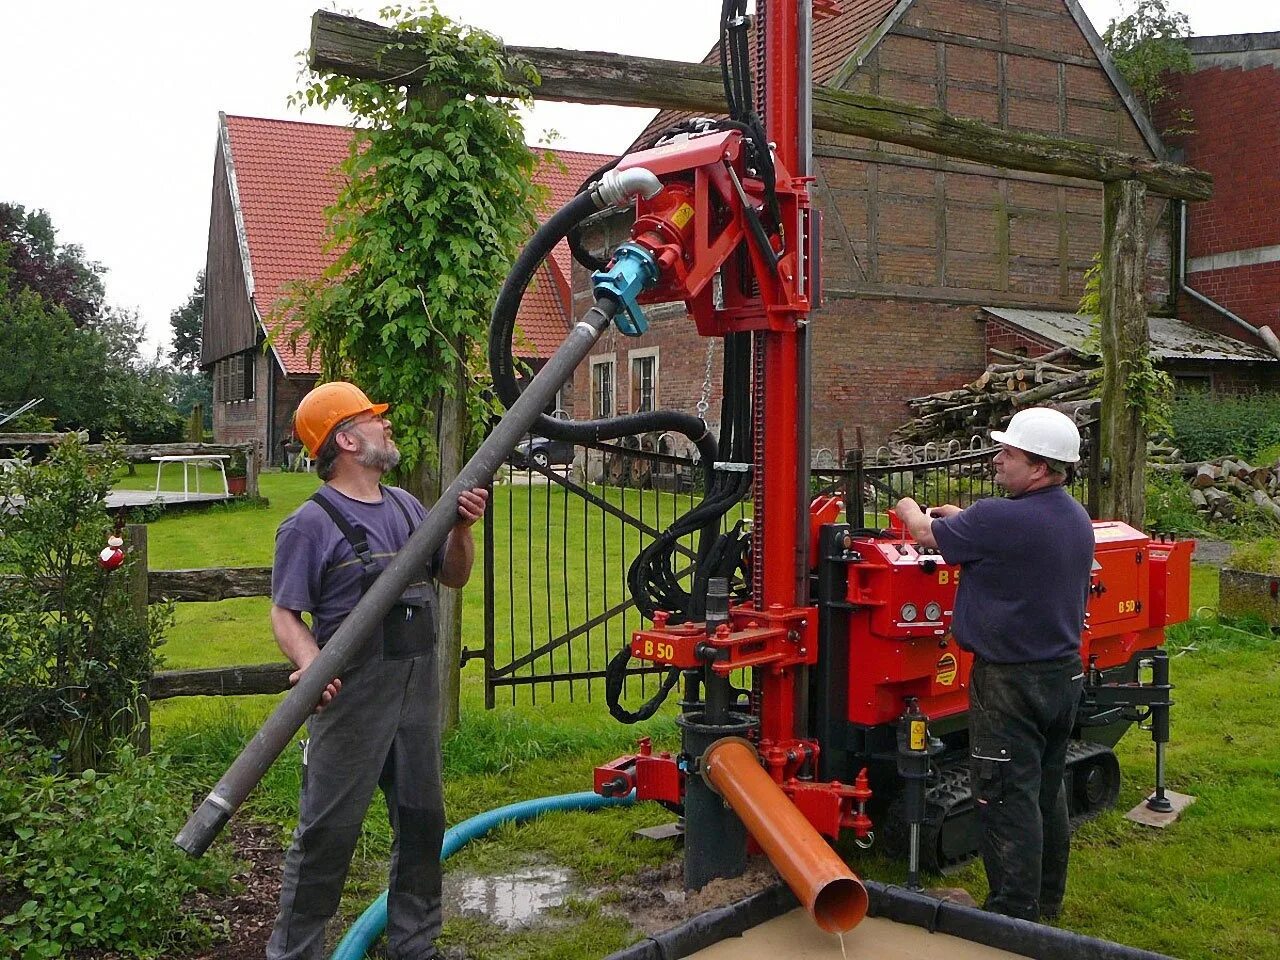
[990,407,1081,463]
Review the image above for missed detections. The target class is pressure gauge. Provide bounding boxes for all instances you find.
[924,602,942,622]
[900,603,919,622]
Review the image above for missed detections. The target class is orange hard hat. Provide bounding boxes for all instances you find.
[294,381,389,457]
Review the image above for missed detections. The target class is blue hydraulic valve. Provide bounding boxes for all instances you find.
[592,242,661,336]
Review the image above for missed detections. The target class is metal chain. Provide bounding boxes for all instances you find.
[696,339,717,418]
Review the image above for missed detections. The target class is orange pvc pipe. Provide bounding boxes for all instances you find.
[704,738,868,933]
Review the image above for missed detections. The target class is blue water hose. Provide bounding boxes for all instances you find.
[330,790,636,960]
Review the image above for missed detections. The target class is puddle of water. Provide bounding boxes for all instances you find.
[444,865,575,928]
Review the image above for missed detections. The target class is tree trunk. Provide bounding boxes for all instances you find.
[1098,180,1149,527]
[402,342,469,732]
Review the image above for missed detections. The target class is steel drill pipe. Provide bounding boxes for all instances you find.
[704,738,868,933]
[174,298,618,857]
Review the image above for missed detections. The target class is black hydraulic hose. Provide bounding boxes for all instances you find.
[175,296,620,858]
[568,157,621,273]
[489,190,719,470]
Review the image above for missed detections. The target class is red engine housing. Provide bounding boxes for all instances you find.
[843,520,1193,727]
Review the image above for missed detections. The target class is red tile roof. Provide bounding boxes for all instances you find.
[220,114,611,374]
[630,0,903,149]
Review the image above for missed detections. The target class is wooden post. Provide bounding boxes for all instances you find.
[1098,180,1149,527]
[125,523,152,754]
[245,441,261,498]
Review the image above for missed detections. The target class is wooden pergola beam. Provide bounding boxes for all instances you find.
[309,10,1211,202]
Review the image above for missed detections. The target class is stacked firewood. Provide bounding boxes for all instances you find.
[1150,456,1280,523]
[892,347,1098,444]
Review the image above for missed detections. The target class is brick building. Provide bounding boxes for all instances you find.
[202,113,608,462]
[566,0,1273,450]
[1163,32,1280,378]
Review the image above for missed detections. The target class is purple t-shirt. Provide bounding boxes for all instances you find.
[930,485,1094,664]
[271,485,440,653]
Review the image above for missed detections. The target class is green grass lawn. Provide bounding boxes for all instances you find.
[142,472,1279,959]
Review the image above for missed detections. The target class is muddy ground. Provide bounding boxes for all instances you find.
[154,821,781,959]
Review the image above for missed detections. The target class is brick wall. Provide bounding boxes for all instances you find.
[565,0,1182,443]
[820,0,1170,313]
[1164,56,1280,334]
[212,347,316,464]
[984,319,1057,361]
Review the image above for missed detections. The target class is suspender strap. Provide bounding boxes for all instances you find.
[382,485,417,532]
[385,487,437,578]
[309,486,421,579]
[309,489,378,579]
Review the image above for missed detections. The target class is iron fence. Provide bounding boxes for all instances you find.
[476,422,1098,706]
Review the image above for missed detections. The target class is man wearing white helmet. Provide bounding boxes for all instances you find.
[896,406,1093,924]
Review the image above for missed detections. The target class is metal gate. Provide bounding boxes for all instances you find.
[474,422,1098,707]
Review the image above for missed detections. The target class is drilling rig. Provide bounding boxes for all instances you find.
[178,0,1191,935]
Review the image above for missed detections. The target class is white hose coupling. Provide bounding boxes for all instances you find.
[593,167,663,208]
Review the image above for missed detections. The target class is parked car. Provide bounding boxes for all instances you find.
[509,436,575,469]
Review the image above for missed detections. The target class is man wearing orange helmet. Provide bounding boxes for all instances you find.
[895,407,1093,925]
[267,381,487,960]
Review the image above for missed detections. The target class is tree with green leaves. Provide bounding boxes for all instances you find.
[0,202,106,327]
[283,4,542,501]
[168,270,212,428]
[283,4,545,723]
[1103,0,1194,135]
[169,270,205,373]
[0,203,183,441]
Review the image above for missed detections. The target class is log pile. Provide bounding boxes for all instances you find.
[1150,456,1280,524]
[892,347,1099,444]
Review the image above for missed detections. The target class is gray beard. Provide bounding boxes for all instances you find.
[355,436,401,474]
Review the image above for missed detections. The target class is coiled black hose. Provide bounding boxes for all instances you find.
[489,191,719,468]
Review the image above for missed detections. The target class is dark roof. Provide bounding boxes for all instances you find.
[218,114,610,373]
[982,307,1275,362]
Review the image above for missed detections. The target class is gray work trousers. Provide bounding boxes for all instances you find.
[968,654,1083,923]
[267,648,444,960]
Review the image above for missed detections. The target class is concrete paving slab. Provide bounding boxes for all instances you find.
[1124,790,1196,828]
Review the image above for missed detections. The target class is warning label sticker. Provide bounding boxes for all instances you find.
[935,652,958,686]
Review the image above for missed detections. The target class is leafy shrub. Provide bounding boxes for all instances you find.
[1226,538,1280,575]
[0,435,172,770]
[0,732,231,959]
[1170,391,1280,462]
[1145,471,1203,535]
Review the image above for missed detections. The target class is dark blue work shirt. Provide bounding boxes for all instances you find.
[930,485,1094,664]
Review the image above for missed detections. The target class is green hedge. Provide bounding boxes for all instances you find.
[1170,391,1280,462]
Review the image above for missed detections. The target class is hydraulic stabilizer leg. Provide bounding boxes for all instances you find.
[1145,649,1174,813]
[174,297,619,857]
[897,698,931,891]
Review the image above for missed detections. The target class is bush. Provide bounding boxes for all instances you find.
[1170,391,1280,462]
[0,732,231,959]
[1226,538,1280,575]
[1145,471,1203,535]
[0,435,172,771]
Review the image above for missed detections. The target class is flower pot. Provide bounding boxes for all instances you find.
[227,475,248,496]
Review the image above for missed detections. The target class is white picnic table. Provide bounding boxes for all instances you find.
[151,454,230,500]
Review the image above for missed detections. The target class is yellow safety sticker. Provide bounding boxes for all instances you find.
[910,720,926,752]
[935,652,958,686]
[671,203,696,230]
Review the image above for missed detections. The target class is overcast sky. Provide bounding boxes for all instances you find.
[2,0,1277,358]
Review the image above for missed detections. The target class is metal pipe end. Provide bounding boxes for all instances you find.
[173,795,232,858]
[593,167,663,207]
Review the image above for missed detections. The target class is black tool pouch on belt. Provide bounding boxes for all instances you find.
[310,489,436,661]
